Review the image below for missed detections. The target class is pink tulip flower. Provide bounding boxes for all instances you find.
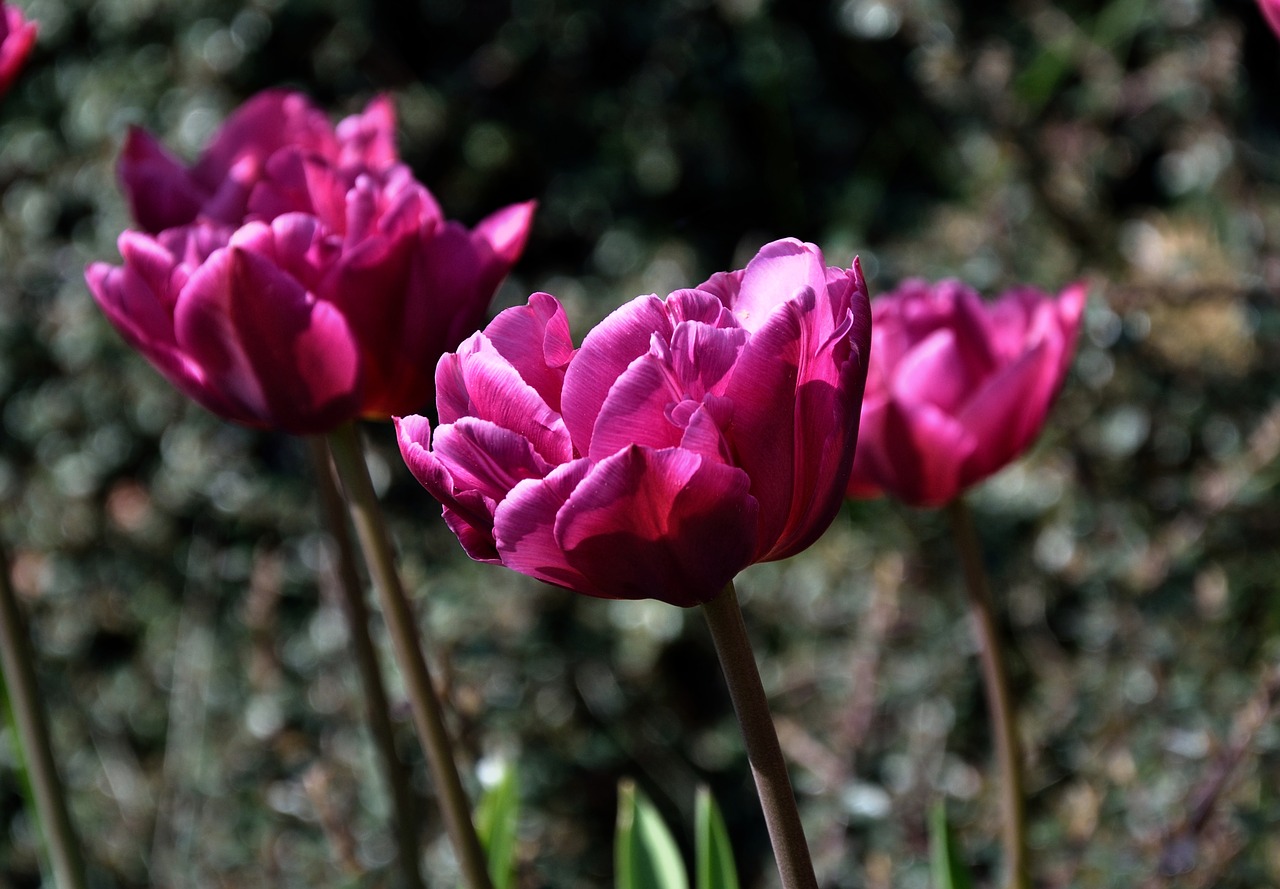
[0,1,37,97]
[397,238,872,607]
[847,279,1086,508]
[87,91,536,434]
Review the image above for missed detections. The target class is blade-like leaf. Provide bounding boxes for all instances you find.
[929,801,975,889]
[694,785,739,889]
[475,760,520,889]
[616,779,689,889]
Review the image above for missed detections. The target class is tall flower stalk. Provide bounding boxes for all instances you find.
[328,422,494,889]
[307,437,424,889]
[702,584,817,889]
[946,499,1028,889]
[0,540,88,889]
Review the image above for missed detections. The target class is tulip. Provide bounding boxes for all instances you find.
[397,238,872,607]
[0,1,36,97]
[847,278,1086,508]
[1261,0,1280,40]
[87,90,536,434]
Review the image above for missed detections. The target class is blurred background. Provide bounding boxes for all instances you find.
[2,0,1279,885]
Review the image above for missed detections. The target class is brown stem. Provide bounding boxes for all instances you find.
[306,436,424,889]
[701,583,818,889]
[946,498,1029,889]
[326,422,494,889]
[0,539,88,889]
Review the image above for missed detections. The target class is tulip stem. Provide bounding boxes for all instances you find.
[701,583,818,889]
[307,437,425,889]
[327,422,494,889]
[945,498,1029,889]
[0,538,89,889]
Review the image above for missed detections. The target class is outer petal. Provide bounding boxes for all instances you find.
[954,340,1055,486]
[550,446,759,606]
[173,235,362,433]
[1260,0,1280,41]
[851,397,976,507]
[726,260,870,561]
[493,459,597,592]
[434,337,571,464]
[725,238,830,333]
[0,4,36,97]
[395,414,506,563]
[117,129,211,233]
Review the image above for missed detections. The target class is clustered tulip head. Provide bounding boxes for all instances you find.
[397,239,872,607]
[847,278,1086,508]
[86,90,535,435]
[0,0,36,98]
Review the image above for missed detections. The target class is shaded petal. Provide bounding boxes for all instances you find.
[955,340,1055,486]
[395,414,502,562]
[336,94,399,171]
[553,447,759,606]
[493,459,597,592]
[118,128,209,233]
[432,416,553,503]
[173,240,362,433]
[891,328,974,413]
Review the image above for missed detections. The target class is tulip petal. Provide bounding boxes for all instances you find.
[482,292,575,413]
[336,93,399,171]
[561,294,672,454]
[174,240,362,433]
[588,352,686,460]
[493,459,597,592]
[728,238,829,333]
[118,128,210,233]
[552,446,759,606]
[435,337,571,464]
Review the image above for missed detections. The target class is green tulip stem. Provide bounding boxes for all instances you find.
[307,437,425,889]
[945,497,1029,889]
[701,582,818,889]
[327,422,493,889]
[0,538,88,889]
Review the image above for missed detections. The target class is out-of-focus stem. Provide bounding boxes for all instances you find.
[701,582,818,889]
[0,539,88,889]
[326,422,493,889]
[306,436,424,889]
[946,498,1029,889]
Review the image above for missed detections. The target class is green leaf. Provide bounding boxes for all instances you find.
[694,785,739,889]
[615,780,689,889]
[929,802,974,889]
[475,760,520,889]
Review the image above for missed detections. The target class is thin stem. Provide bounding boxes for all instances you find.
[327,422,494,889]
[701,583,818,889]
[306,437,424,889]
[945,498,1029,889]
[0,539,88,889]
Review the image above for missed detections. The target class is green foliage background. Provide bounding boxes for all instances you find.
[1,0,1279,886]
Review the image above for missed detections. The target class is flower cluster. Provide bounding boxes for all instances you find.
[87,90,535,434]
[397,239,872,606]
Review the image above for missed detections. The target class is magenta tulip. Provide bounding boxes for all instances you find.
[0,1,36,97]
[87,90,535,434]
[397,238,872,607]
[847,278,1086,508]
[1261,0,1280,39]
